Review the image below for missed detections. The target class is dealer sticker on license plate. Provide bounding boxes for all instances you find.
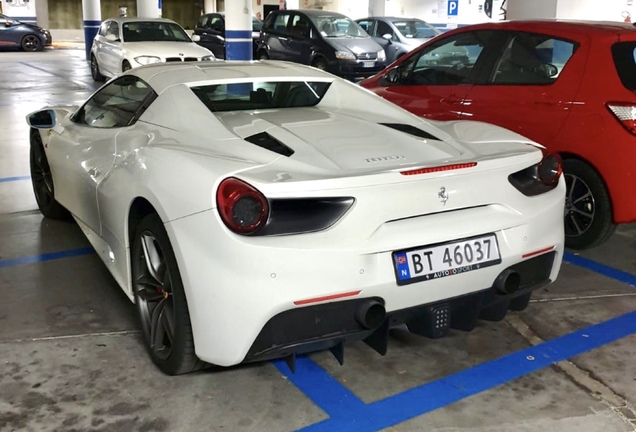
[393,234,501,285]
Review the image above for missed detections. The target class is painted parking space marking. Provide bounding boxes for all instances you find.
[280,311,636,431]
[0,247,94,268]
[0,176,31,183]
[563,252,636,287]
[274,253,636,431]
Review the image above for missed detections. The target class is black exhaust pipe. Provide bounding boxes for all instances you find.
[355,300,386,329]
[494,269,521,295]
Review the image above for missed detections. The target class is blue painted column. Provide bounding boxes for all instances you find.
[137,0,161,18]
[81,0,101,61]
[225,0,253,60]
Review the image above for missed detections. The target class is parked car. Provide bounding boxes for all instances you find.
[26,60,563,374]
[0,13,51,51]
[356,17,440,64]
[90,17,215,81]
[361,20,636,249]
[193,12,262,59]
[256,9,386,80]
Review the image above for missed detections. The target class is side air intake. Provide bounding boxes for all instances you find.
[244,132,294,157]
[380,123,440,141]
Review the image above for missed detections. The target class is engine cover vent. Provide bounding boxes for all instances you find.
[244,132,294,157]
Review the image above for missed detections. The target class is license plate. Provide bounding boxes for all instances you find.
[361,61,375,68]
[393,234,501,285]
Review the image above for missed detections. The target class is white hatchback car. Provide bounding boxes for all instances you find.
[90,17,215,81]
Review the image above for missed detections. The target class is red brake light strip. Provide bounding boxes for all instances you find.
[522,246,555,259]
[294,290,362,306]
[400,162,477,176]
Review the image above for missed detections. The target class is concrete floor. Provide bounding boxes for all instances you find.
[1,47,636,432]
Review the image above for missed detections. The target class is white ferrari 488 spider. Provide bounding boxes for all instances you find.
[27,61,564,375]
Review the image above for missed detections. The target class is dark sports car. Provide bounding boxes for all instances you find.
[0,14,52,51]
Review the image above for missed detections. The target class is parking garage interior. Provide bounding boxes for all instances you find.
[3,1,636,431]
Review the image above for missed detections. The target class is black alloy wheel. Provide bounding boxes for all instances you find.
[21,34,42,52]
[563,158,616,249]
[132,213,205,375]
[90,55,105,81]
[29,129,69,219]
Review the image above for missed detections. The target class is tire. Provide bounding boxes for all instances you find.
[257,51,269,60]
[563,159,616,249]
[21,34,42,52]
[131,213,206,375]
[122,60,132,72]
[90,54,105,82]
[29,129,70,220]
[311,58,328,71]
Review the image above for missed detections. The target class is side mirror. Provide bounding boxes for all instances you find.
[4,20,13,27]
[382,33,393,41]
[191,34,201,42]
[384,67,401,84]
[27,109,56,129]
[105,33,119,42]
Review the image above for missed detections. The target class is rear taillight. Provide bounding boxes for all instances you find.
[508,153,562,196]
[217,177,269,235]
[607,102,636,135]
[537,153,562,185]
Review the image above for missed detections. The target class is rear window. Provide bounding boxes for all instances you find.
[612,42,636,90]
[191,81,331,112]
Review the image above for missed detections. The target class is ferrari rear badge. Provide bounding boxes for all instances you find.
[438,187,449,205]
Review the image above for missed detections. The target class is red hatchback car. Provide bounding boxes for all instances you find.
[361,20,636,249]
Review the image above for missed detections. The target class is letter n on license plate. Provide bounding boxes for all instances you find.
[392,234,501,285]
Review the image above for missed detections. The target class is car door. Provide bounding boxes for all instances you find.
[286,13,313,64]
[46,76,155,235]
[206,14,226,58]
[263,11,292,60]
[372,30,501,121]
[97,21,122,76]
[462,31,581,146]
[372,19,403,64]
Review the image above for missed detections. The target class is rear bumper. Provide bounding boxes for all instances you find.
[244,251,555,364]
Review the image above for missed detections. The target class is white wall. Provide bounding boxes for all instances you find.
[2,0,37,21]
[556,0,636,22]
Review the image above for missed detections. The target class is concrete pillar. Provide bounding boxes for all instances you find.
[506,0,557,20]
[368,0,385,17]
[35,0,49,29]
[204,0,216,14]
[225,0,253,60]
[137,0,161,18]
[82,0,101,61]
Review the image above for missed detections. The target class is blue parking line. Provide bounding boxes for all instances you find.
[294,311,636,431]
[276,253,636,431]
[0,247,94,268]
[563,252,636,287]
[0,176,31,183]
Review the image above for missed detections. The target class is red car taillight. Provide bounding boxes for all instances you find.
[508,153,562,196]
[217,177,269,235]
[607,102,636,135]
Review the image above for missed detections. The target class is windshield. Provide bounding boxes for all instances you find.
[191,80,331,112]
[312,16,366,38]
[122,21,191,42]
[392,20,439,39]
